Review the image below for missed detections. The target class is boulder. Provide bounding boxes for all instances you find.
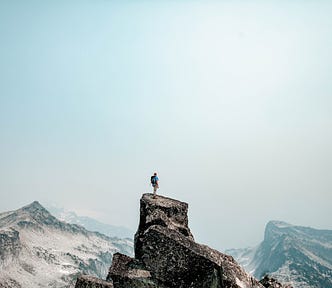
[107,252,164,287]
[259,275,293,288]
[75,275,113,288]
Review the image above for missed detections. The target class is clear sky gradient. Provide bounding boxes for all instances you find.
[1,0,331,250]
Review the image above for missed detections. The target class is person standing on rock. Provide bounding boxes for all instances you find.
[151,172,159,198]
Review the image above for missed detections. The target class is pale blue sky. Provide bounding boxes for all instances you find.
[1,0,331,250]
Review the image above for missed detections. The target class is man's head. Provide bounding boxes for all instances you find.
[154,172,157,176]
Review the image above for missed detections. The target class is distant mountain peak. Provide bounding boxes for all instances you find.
[228,220,332,288]
[267,220,292,228]
[19,201,55,222]
[0,201,51,229]
[22,200,45,212]
[264,221,295,242]
[0,201,134,288]
[0,201,76,232]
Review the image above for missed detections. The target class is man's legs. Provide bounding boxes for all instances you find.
[153,185,158,198]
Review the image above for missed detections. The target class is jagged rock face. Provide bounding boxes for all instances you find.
[107,253,163,287]
[75,275,113,288]
[108,193,264,288]
[137,224,259,287]
[134,193,194,260]
[0,229,21,265]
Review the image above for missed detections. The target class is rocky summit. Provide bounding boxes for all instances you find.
[76,193,277,288]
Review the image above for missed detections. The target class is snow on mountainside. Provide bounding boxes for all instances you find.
[46,205,134,239]
[0,201,133,288]
[227,221,332,288]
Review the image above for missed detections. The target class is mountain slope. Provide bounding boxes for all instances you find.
[227,221,332,288]
[0,201,133,288]
[46,205,133,239]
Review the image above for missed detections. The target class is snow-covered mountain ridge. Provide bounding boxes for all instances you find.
[0,201,133,288]
[227,221,332,288]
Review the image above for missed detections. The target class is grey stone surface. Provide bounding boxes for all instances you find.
[136,224,262,287]
[75,275,113,288]
[106,252,162,287]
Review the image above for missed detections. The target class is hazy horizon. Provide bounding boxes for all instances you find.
[1,0,331,250]
[3,196,332,250]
